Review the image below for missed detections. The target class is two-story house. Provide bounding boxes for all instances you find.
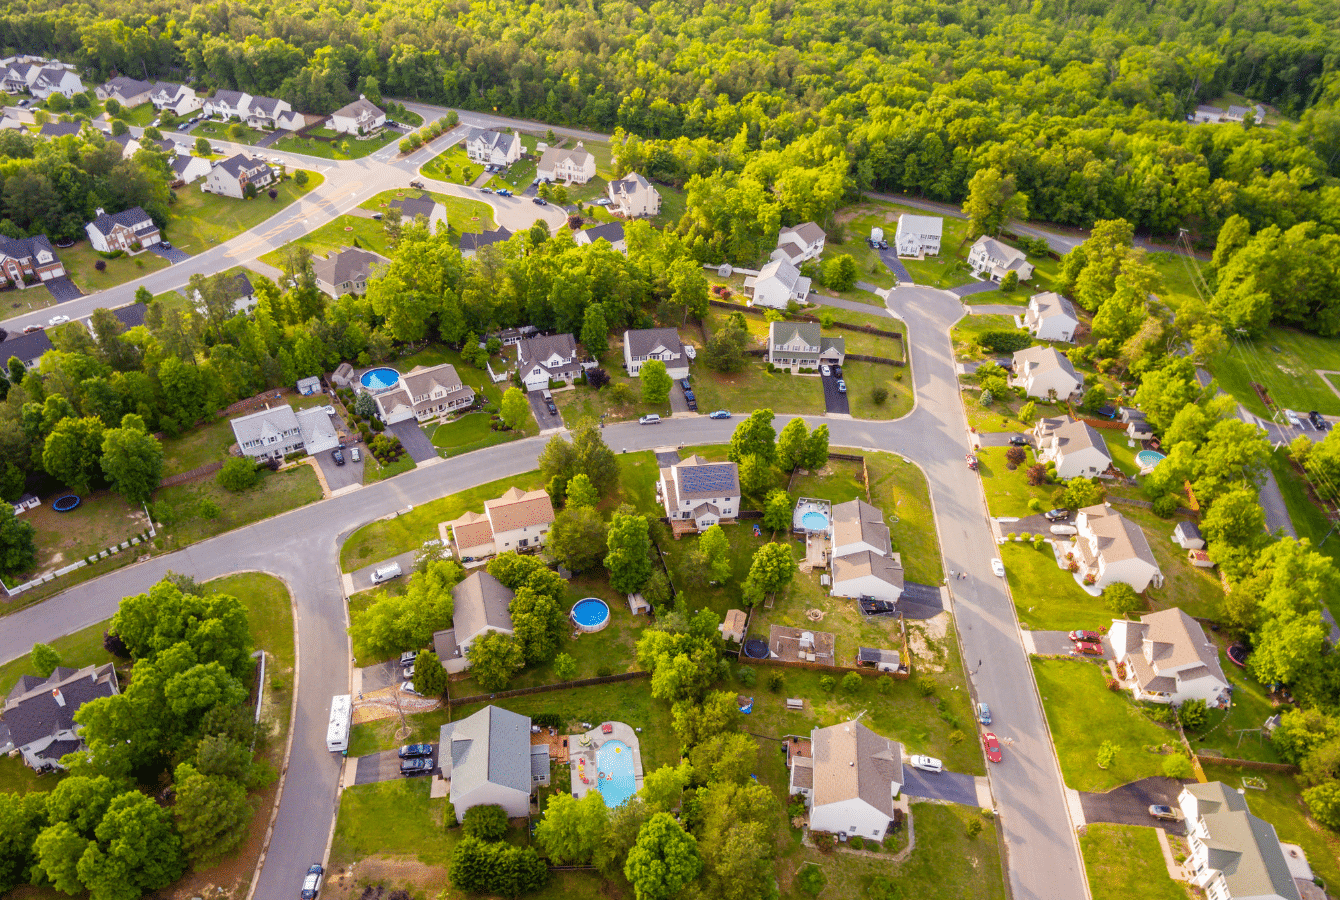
[459,226,512,259]
[607,172,661,218]
[329,97,385,135]
[465,128,522,166]
[96,76,153,108]
[432,574,516,675]
[624,327,688,378]
[149,82,202,116]
[170,154,213,186]
[766,321,844,373]
[85,206,160,254]
[445,486,556,562]
[828,499,904,602]
[1191,104,1226,124]
[204,153,274,199]
[374,363,475,424]
[771,222,826,265]
[536,142,596,184]
[1072,503,1164,592]
[1023,291,1079,342]
[30,67,83,100]
[660,454,741,533]
[437,706,547,822]
[969,236,1034,283]
[516,333,583,391]
[1109,608,1231,707]
[39,121,83,139]
[746,258,811,310]
[1011,345,1082,400]
[229,404,307,460]
[241,95,291,130]
[312,247,388,298]
[203,89,249,119]
[573,222,626,254]
[1033,416,1112,480]
[0,329,54,371]
[1179,782,1302,900]
[0,664,120,771]
[789,719,905,842]
[893,214,943,256]
[0,234,66,287]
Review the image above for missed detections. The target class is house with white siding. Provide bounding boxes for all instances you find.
[790,719,904,842]
[745,258,811,310]
[438,706,541,822]
[1072,504,1164,592]
[516,333,582,391]
[659,454,741,532]
[607,172,660,218]
[766,321,844,373]
[536,142,596,184]
[373,363,474,424]
[30,67,83,100]
[230,404,306,460]
[1109,608,1230,707]
[573,222,626,254]
[149,82,202,116]
[1033,416,1112,480]
[432,571,516,674]
[1179,782,1302,900]
[1023,292,1079,343]
[96,76,153,108]
[968,236,1033,283]
[0,664,119,771]
[312,247,387,298]
[445,487,556,563]
[894,214,942,256]
[624,327,688,378]
[465,128,522,166]
[771,222,826,265]
[1011,345,1082,400]
[829,499,904,602]
[85,207,160,254]
[328,97,385,136]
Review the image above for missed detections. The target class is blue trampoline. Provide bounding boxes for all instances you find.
[596,739,637,808]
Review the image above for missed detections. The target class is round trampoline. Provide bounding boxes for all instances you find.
[360,367,401,393]
[52,495,81,512]
[1136,450,1166,469]
[801,510,829,531]
[742,638,769,659]
[571,598,611,633]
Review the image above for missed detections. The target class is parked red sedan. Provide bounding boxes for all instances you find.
[981,731,1003,763]
[1068,630,1102,642]
[1071,641,1104,657]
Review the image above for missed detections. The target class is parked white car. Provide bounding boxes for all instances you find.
[1050,524,1078,536]
[909,755,943,773]
[990,558,1005,577]
[1284,409,1302,427]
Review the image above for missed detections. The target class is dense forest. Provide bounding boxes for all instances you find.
[3,0,1340,236]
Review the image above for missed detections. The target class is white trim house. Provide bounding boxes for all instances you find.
[894,214,942,256]
[1033,416,1112,480]
[1179,782,1302,900]
[745,258,811,310]
[1011,346,1082,400]
[1109,608,1231,707]
[969,236,1033,283]
[1072,504,1164,592]
[791,719,905,842]
[624,327,688,378]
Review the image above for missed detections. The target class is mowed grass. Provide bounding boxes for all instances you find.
[1267,450,1340,621]
[951,314,1022,361]
[1080,824,1186,900]
[167,171,323,254]
[211,571,296,674]
[1032,658,1178,792]
[259,213,392,266]
[1118,503,1225,621]
[153,464,323,551]
[272,129,398,160]
[358,188,496,235]
[869,452,942,584]
[22,491,151,573]
[1209,326,1340,418]
[331,777,458,868]
[1003,542,1110,632]
[55,240,170,292]
[430,412,521,457]
[419,143,475,183]
[976,446,1053,517]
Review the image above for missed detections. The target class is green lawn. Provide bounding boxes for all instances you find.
[0,619,114,698]
[362,454,416,484]
[54,240,170,292]
[117,103,157,127]
[554,375,671,424]
[153,464,323,551]
[271,129,398,160]
[166,171,324,254]
[213,571,296,675]
[1193,642,1284,764]
[1208,326,1340,418]
[977,446,1054,517]
[395,345,519,410]
[191,120,268,145]
[952,314,1024,361]
[868,452,942,584]
[359,189,496,235]
[653,184,688,230]
[259,213,393,266]
[1003,542,1110,632]
[1032,658,1179,792]
[21,490,151,573]
[1080,824,1186,900]
[691,366,818,418]
[1267,450,1340,621]
[160,415,238,477]
[330,777,459,868]
[431,412,523,458]
[1116,503,1225,621]
[419,144,476,183]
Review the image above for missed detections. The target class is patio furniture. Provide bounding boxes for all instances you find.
[601,722,613,734]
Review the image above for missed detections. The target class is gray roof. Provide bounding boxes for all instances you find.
[113,303,147,329]
[331,97,383,120]
[390,195,437,221]
[1184,782,1301,900]
[517,333,580,374]
[87,206,156,238]
[312,247,387,289]
[609,171,653,199]
[101,76,153,99]
[810,720,904,816]
[215,153,269,179]
[0,329,53,364]
[459,226,512,252]
[3,663,119,751]
[39,121,81,138]
[247,95,285,117]
[831,549,904,589]
[530,744,550,779]
[1041,417,1110,460]
[209,89,247,107]
[467,128,519,156]
[1013,345,1080,382]
[440,705,533,797]
[578,222,625,245]
[295,406,337,448]
[624,327,684,359]
[230,403,301,445]
[0,233,58,264]
[973,235,1029,267]
[1030,291,1077,321]
[151,81,188,101]
[450,570,515,643]
[756,257,805,292]
[1174,521,1202,541]
[858,647,903,665]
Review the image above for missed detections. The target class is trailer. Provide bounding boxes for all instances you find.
[326,694,353,752]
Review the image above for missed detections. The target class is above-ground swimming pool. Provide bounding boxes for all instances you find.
[572,598,611,633]
[801,511,830,531]
[360,367,401,392]
[596,739,637,808]
[1136,450,1166,469]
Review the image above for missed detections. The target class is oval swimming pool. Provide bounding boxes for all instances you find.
[360,367,401,392]
[801,511,829,531]
[572,597,611,633]
[1135,450,1166,469]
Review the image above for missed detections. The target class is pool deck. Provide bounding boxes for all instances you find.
[567,720,644,805]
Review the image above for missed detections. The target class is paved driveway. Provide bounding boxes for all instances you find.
[349,550,419,594]
[671,381,694,414]
[898,582,944,619]
[147,243,191,264]
[901,766,984,806]
[353,745,439,785]
[43,277,83,302]
[528,391,564,431]
[1003,512,1059,535]
[950,281,1000,298]
[315,443,363,491]
[1079,777,1187,835]
[879,251,913,285]
[256,129,290,148]
[359,658,408,693]
[977,431,1030,448]
[821,373,850,414]
[387,419,438,463]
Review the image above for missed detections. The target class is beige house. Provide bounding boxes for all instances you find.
[537,142,596,184]
[96,76,153,108]
[328,97,385,135]
[312,247,388,298]
[1033,416,1112,480]
[373,363,475,424]
[446,487,556,560]
[719,609,748,643]
[1011,346,1082,400]
[1109,608,1230,707]
[968,235,1033,283]
[432,571,516,674]
[1023,292,1079,343]
[790,719,904,842]
[607,172,660,218]
[766,321,844,373]
[1072,504,1164,592]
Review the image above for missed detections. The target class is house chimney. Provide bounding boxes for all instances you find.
[52,688,65,707]
[94,207,105,217]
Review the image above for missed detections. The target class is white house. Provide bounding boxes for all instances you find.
[432,571,516,674]
[968,236,1034,283]
[230,404,306,460]
[170,154,213,185]
[149,82,202,116]
[464,128,521,166]
[312,247,388,298]
[607,172,660,218]
[191,272,256,316]
[203,89,248,119]
[85,206,160,254]
[573,222,626,254]
[1173,521,1206,551]
[445,486,556,563]
[829,499,904,602]
[790,719,904,842]
[771,222,826,265]
[1225,104,1266,124]
[373,363,475,424]
[295,406,339,455]
[536,142,596,184]
[242,95,290,130]
[1191,104,1226,124]
[204,153,274,199]
[660,454,741,532]
[766,321,844,373]
[1023,292,1079,342]
[30,67,83,100]
[1122,407,1154,441]
[0,664,120,771]
[1033,416,1112,480]
[96,76,153,108]
[745,258,811,310]
[328,97,385,136]
[1011,345,1082,400]
[438,706,542,822]
[1073,504,1164,592]
[1179,782,1302,900]
[893,214,942,256]
[516,333,582,391]
[0,330,54,370]
[1109,608,1230,707]
[624,327,688,378]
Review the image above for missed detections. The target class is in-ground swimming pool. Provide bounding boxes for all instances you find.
[596,739,636,808]
[1135,450,1166,469]
[360,367,401,392]
[801,511,830,531]
[572,598,611,633]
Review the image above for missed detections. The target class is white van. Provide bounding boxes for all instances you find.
[371,562,402,584]
[639,414,661,425]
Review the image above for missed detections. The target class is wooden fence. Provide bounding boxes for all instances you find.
[1194,755,1298,773]
[445,671,650,708]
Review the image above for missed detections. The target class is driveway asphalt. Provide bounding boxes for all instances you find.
[1078,777,1188,836]
[1029,630,1081,657]
[820,372,850,414]
[348,550,418,594]
[386,419,438,463]
[358,658,408,694]
[977,431,1030,448]
[1001,512,1063,535]
[147,243,192,264]
[43,277,83,302]
[670,381,694,414]
[315,442,363,491]
[901,766,984,806]
[353,746,439,785]
[256,128,291,149]
[881,253,913,284]
[949,281,1001,298]
[528,390,564,431]
[898,582,944,619]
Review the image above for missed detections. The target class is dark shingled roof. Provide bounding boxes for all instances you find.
[3,664,118,751]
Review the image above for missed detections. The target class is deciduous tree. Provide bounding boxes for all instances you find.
[762,489,791,533]
[500,387,530,431]
[775,418,809,471]
[728,409,775,466]
[547,506,609,573]
[605,511,652,594]
[697,525,732,583]
[100,414,163,504]
[173,763,251,865]
[640,358,671,405]
[746,542,797,594]
[535,792,611,864]
[467,632,525,691]
[625,813,702,900]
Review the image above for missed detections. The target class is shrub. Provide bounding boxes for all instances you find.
[198,498,222,519]
[916,679,936,697]
[976,329,1032,353]
[840,671,862,694]
[797,865,827,896]
[1151,494,1179,517]
[1005,446,1026,466]
[462,804,509,841]
[819,675,836,692]
[1027,498,1043,513]
[871,386,889,404]
[767,671,785,692]
[1178,698,1210,730]
[294,170,309,186]
[95,259,107,272]
[849,835,865,850]
[966,817,984,838]
[1027,463,1048,485]
[949,729,965,744]
[1162,754,1194,779]
[737,666,757,686]
[812,832,835,853]
[218,456,262,491]
[1096,740,1119,769]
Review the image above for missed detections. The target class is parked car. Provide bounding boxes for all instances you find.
[1148,805,1182,822]
[301,863,324,899]
[679,378,691,390]
[17,98,30,107]
[373,562,402,584]
[481,187,494,194]
[211,146,225,154]
[594,198,610,206]
[821,364,832,376]
[977,702,991,725]
[836,379,847,393]
[331,447,345,466]
[399,650,417,665]
[385,119,397,127]
[160,240,172,249]
[639,414,661,425]
[709,410,732,419]
[1310,410,1329,430]
[909,755,943,773]
[402,664,414,678]
[409,180,424,188]
[1071,641,1103,656]
[47,315,69,326]
[400,757,433,776]
[1008,434,1029,446]
[1068,630,1102,643]
[682,389,697,410]
[1044,508,1070,521]
[398,743,433,759]
[351,447,361,462]
[832,364,843,378]
[546,397,558,415]
[401,681,422,695]
[176,122,190,131]
[1049,524,1077,535]
[990,558,1005,577]
[981,732,1003,763]
[1284,409,1302,427]
[22,325,43,334]
[497,188,513,197]
[532,196,547,206]
[371,212,383,220]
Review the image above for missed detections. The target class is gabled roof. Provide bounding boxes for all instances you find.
[1174,521,1202,541]
[459,226,512,252]
[466,128,519,155]
[246,95,286,117]
[295,406,337,449]
[1029,291,1078,322]
[208,89,248,108]
[537,143,592,170]
[1184,782,1301,900]
[100,76,153,98]
[832,499,892,555]
[152,81,190,101]
[810,720,904,817]
[1125,607,1226,681]
[672,455,740,501]
[312,247,387,288]
[517,333,579,371]
[450,570,515,642]
[390,195,437,221]
[609,171,654,198]
[38,121,81,138]
[448,509,494,550]
[895,213,943,237]
[441,705,532,797]
[0,329,53,363]
[780,222,825,246]
[1080,504,1161,570]
[3,663,119,751]
[756,257,805,292]
[1043,417,1110,460]
[972,235,1028,266]
[230,404,301,445]
[485,486,555,531]
[401,363,466,399]
[214,153,269,179]
[112,303,147,329]
[331,97,383,120]
[87,206,157,237]
[770,320,821,349]
[625,327,684,359]
[1013,345,1080,382]
[577,222,625,246]
[0,233,57,263]
[831,550,904,589]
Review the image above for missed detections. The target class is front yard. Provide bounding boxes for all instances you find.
[1001,541,1110,632]
[976,446,1053,518]
[1080,824,1187,900]
[51,240,170,292]
[153,464,323,551]
[271,129,398,160]
[167,170,324,254]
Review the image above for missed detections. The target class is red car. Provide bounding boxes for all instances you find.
[981,732,1003,763]
[1072,641,1103,656]
[1069,630,1102,642]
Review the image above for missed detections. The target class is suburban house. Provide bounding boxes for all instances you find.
[1011,345,1082,400]
[241,95,291,129]
[1072,503,1165,592]
[312,247,388,298]
[829,499,904,602]
[204,153,274,199]
[1023,292,1079,342]
[1191,104,1226,123]
[446,487,556,561]
[624,327,689,378]
[109,132,142,157]
[968,236,1034,283]
[458,226,512,258]
[1122,407,1154,441]
[438,706,543,822]
[295,406,338,455]
[1033,416,1112,480]
[230,404,306,460]
[170,154,213,185]
[464,128,522,166]
[373,363,475,424]
[893,214,943,256]
[192,272,256,316]
[96,76,153,107]
[149,82,201,116]
[745,258,811,310]
[766,321,845,373]
[389,194,447,231]
[12,493,39,515]
[203,89,248,119]
[659,454,742,533]
[1109,608,1231,707]
[606,172,661,218]
[0,234,66,287]
[516,333,583,391]
[39,121,83,139]
[1179,782,1303,900]
[1225,104,1266,123]
[30,67,83,100]
[536,142,596,184]
[432,572,516,675]
[0,330,54,370]
[328,97,385,135]
[1174,521,1206,551]
[790,719,905,842]
[85,206,160,254]
[771,222,826,265]
[573,222,627,254]
[0,664,120,771]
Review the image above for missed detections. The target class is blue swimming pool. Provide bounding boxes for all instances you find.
[801,511,829,531]
[572,598,610,632]
[596,739,636,808]
[360,367,400,392]
[1136,450,1166,468]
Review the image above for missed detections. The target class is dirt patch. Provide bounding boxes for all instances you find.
[326,857,447,900]
[906,613,951,673]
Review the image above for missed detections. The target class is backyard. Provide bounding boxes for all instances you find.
[21,491,152,574]
[1080,824,1187,900]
